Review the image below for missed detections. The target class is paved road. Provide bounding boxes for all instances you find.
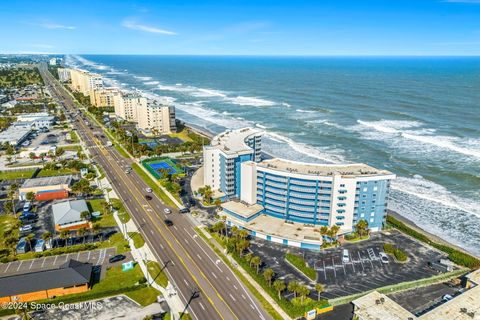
[0,247,119,276]
[40,65,270,320]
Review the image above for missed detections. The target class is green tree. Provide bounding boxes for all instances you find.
[263,268,274,287]
[29,152,36,161]
[298,284,310,305]
[251,256,262,274]
[288,280,300,298]
[25,191,35,202]
[355,219,369,238]
[80,210,90,220]
[273,279,286,300]
[315,283,324,301]
[59,230,69,246]
[71,178,92,195]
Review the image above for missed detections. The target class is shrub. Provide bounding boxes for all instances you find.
[387,215,480,268]
[383,243,395,255]
[285,253,316,281]
[394,249,408,262]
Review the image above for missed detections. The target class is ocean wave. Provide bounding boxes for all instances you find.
[296,109,316,113]
[191,88,227,98]
[144,81,160,86]
[355,119,480,159]
[134,76,153,81]
[228,96,275,107]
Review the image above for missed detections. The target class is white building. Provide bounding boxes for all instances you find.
[49,58,57,66]
[15,113,55,129]
[57,68,71,82]
[113,92,147,122]
[0,126,31,146]
[19,146,56,158]
[137,102,176,135]
[70,69,103,96]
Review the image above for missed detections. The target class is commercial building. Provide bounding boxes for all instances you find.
[15,112,55,129]
[201,128,395,249]
[137,102,176,135]
[113,92,147,121]
[0,259,92,303]
[57,68,71,82]
[52,199,91,231]
[19,175,72,200]
[70,68,103,96]
[19,145,56,158]
[89,87,120,108]
[352,269,480,320]
[0,126,31,146]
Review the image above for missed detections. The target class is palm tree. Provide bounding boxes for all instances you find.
[330,225,340,239]
[320,226,328,237]
[77,227,87,243]
[288,280,299,298]
[8,183,18,215]
[92,223,100,239]
[244,252,253,266]
[355,219,369,238]
[25,192,35,202]
[315,283,324,301]
[214,198,222,210]
[298,284,310,305]
[263,268,274,286]
[29,152,36,162]
[59,230,69,246]
[39,152,47,167]
[251,256,262,274]
[25,233,35,250]
[273,279,286,300]
[238,229,249,240]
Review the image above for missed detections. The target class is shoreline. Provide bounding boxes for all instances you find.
[184,121,477,259]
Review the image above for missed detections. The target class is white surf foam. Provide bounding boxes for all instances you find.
[134,76,153,81]
[296,109,316,113]
[144,81,160,86]
[228,96,276,107]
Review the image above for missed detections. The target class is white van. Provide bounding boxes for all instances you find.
[342,249,350,263]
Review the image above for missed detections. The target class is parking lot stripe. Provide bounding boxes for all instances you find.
[17,260,23,271]
[332,258,337,278]
[323,260,327,280]
[53,255,58,266]
[342,260,346,275]
[29,260,35,270]
[4,262,11,273]
[358,252,365,271]
[350,254,356,272]
[76,251,80,260]
[87,250,91,260]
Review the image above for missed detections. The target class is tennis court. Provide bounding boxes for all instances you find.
[142,158,183,179]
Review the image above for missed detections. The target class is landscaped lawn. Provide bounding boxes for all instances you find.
[168,128,193,142]
[37,168,78,177]
[128,232,145,249]
[147,260,169,288]
[111,198,131,223]
[0,169,36,180]
[96,233,130,254]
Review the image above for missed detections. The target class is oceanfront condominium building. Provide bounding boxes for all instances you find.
[203,128,263,197]
[137,102,176,135]
[57,68,71,83]
[69,69,103,96]
[89,87,120,108]
[203,128,395,235]
[113,92,147,122]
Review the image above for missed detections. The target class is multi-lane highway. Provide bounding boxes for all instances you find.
[39,65,271,320]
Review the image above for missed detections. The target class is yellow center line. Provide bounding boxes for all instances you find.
[84,126,234,320]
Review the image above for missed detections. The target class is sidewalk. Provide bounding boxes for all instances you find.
[196,226,292,320]
[113,210,185,320]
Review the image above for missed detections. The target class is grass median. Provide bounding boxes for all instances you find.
[285,253,317,281]
[147,260,169,288]
[131,163,176,207]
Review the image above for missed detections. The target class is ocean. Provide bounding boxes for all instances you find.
[65,55,480,256]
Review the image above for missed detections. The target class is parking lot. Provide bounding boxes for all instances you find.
[0,247,129,276]
[249,229,446,299]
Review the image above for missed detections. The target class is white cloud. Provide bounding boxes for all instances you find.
[38,21,76,30]
[122,20,177,35]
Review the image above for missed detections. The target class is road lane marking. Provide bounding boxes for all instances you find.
[196,254,202,260]
[199,302,205,311]
[211,272,217,279]
[233,285,238,290]
[242,294,246,300]
[229,293,236,302]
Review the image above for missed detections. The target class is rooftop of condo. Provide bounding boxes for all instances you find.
[207,127,262,156]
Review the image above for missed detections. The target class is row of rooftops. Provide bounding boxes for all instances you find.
[208,127,393,177]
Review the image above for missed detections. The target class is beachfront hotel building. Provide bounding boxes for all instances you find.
[57,68,71,82]
[89,87,120,108]
[200,127,395,250]
[69,69,103,96]
[113,92,147,122]
[137,102,176,135]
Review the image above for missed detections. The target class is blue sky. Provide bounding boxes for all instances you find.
[0,0,479,55]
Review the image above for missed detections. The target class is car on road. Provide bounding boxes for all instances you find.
[442,294,453,301]
[109,254,126,263]
[379,252,389,263]
[164,208,172,214]
[19,225,33,234]
[145,195,152,200]
[145,187,153,193]
[179,208,190,214]
[342,249,350,263]
[164,219,174,227]
[125,169,131,174]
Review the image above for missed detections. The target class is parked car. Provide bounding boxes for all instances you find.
[16,237,30,254]
[179,208,190,214]
[342,249,350,263]
[34,239,45,253]
[379,252,389,263]
[20,212,38,221]
[109,254,126,263]
[19,225,33,234]
[164,208,172,214]
[23,201,32,212]
[442,294,453,301]
[164,219,174,227]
